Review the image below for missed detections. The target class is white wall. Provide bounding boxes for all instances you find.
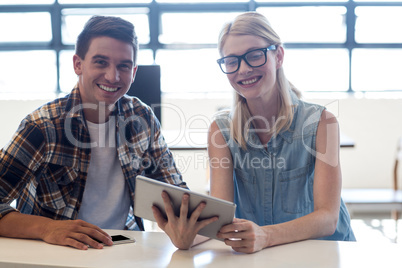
[0,99,52,147]
[1,95,402,193]
[308,96,402,190]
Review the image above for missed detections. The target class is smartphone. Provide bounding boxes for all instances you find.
[92,234,135,245]
[111,234,136,245]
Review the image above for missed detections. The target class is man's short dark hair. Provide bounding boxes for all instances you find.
[75,15,139,64]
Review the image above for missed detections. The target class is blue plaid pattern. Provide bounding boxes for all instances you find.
[0,86,184,230]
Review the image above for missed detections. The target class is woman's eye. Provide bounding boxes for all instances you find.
[225,58,238,67]
[248,53,263,61]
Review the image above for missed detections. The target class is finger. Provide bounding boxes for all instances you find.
[188,201,206,223]
[64,237,89,250]
[87,232,113,246]
[217,229,243,240]
[152,205,168,230]
[96,229,113,240]
[179,194,190,220]
[225,237,255,254]
[195,216,219,233]
[231,246,251,254]
[77,220,113,241]
[224,238,244,248]
[219,222,241,233]
[161,191,176,219]
[70,233,104,249]
[232,218,245,223]
[97,235,113,246]
[77,223,113,246]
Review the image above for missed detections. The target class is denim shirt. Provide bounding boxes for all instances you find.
[215,91,355,241]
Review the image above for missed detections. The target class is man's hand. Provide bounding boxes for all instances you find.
[152,191,218,249]
[41,219,114,250]
[0,212,113,250]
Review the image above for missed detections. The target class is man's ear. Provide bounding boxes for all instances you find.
[276,46,284,69]
[73,54,83,75]
[131,65,138,83]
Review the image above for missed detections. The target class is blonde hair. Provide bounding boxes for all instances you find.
[218,12,301,149]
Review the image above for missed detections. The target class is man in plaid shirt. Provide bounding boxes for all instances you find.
[0,16,215,250]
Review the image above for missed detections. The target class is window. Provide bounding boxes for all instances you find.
[0,51,57,97]
[257,6,347,43]
[61,8,150,45]
[355,6,402,44]
[58,0,151,3]
[156,49,230,94]
[0,0,54,3]
[0,1,401,97]
[160,12,240,44]
[352,49,402,91]
[284,49,349,92]
[0,13,52,42]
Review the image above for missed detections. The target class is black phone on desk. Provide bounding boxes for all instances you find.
[111,234,136,245]
[93,234,135,245]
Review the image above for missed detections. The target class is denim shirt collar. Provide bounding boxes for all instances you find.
[277,90,300,144]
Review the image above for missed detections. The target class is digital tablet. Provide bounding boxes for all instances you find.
[133,175,236,240]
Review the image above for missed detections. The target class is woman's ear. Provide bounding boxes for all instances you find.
[276,46,284,69]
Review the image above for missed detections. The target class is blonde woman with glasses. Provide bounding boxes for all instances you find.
[207,12,355,253]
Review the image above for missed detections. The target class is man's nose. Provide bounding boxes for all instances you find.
[105,67,120,82]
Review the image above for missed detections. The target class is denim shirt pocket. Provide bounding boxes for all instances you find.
[234,168,257,215]
[279,163,314,214]
[37,163,79,211]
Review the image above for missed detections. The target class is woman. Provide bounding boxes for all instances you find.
[207,12,355,253]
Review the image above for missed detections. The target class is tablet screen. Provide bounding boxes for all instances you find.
[133,175,236,240]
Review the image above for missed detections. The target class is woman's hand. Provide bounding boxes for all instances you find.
[217,218,269,254]
[152,191,218,249]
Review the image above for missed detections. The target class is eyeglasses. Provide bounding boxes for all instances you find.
[217,45,277,74]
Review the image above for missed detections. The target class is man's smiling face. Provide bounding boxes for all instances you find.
[73,36,137,107]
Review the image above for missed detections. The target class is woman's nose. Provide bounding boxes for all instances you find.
[237,59,252,75]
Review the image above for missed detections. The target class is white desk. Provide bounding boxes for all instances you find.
[0,230,400,268]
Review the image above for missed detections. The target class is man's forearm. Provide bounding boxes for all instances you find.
[0,211,50,240]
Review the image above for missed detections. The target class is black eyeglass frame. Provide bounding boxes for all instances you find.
[217,45,278,74]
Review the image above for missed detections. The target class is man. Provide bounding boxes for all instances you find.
[0,16,214,250]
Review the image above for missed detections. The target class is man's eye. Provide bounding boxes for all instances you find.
[95,60,107,66]
[119,64,131,70]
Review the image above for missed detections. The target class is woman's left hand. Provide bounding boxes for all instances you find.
[152,191,218,249]
[217,218,269,253]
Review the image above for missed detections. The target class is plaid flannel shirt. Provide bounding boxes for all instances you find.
[0,86,184,230]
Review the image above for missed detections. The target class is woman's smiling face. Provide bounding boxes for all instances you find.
[221,34,283,102]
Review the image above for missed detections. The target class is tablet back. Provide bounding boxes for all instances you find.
[133,175,236,240]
